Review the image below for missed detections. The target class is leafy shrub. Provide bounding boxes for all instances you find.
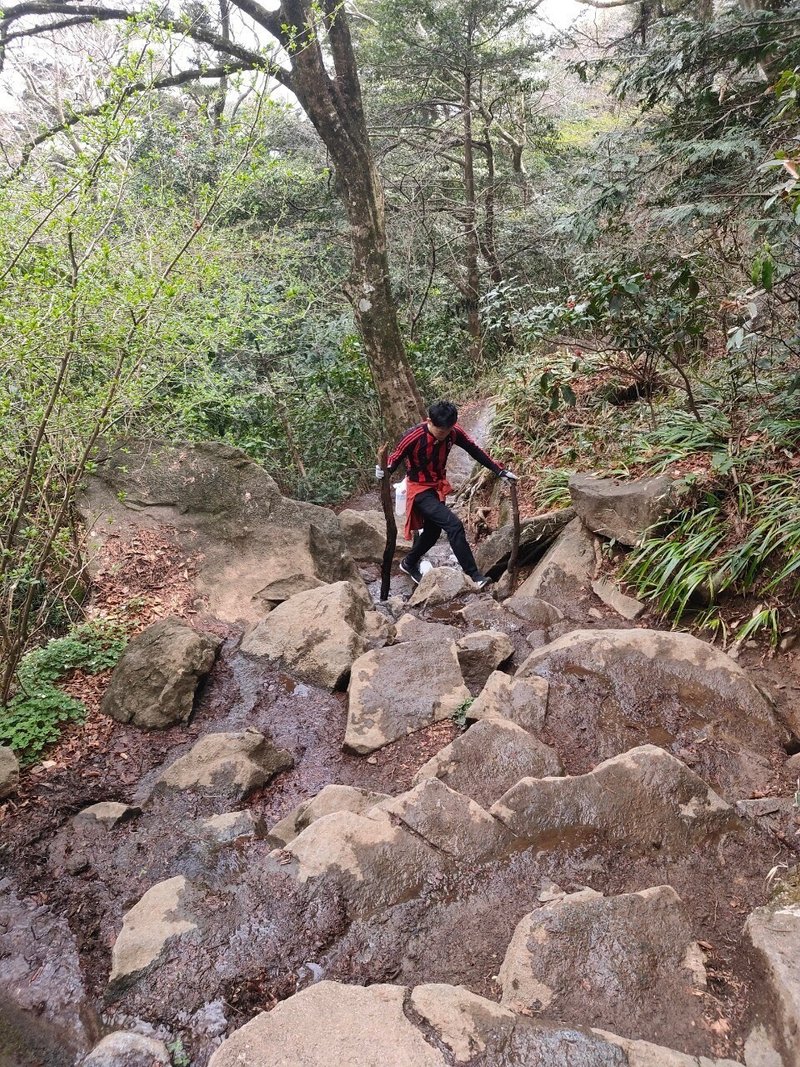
[0,618,127,764]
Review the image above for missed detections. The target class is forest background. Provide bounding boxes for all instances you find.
[0,0,798,756]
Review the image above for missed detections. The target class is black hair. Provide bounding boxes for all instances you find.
[428,399,458,429]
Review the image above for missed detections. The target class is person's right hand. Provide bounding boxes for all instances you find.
[375,464,385,479]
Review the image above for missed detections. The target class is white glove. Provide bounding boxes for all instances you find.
[500,470,519,481]
[375,464,385,479]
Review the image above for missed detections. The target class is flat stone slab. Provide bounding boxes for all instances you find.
[467,670,549,734]
[515,518,596,611]
[569,472,674,546]
[267,784,389,847]
[151,728,292,800]
[414,719,562,808]
[345,639,470,754]
[591,577,645,620]
[499,886,706,1039]
[241,581,373,689]
[394,613,460,643]
[504,596,564,627]
[517,628,790,797]
[109,876,197,990]
[490,744,739,857]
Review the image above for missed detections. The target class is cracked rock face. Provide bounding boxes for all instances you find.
[499,886,706,1040]
[490,744,739,856]
[517,627,789,797]
[345,639,470,754]
[413,718,562,808]
[241,581,378,689]
[270,779,513,917]
[101,618,222,730]
[207,980,744,1067]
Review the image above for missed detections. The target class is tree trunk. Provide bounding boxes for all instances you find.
[462,65,482,361]
[278,0,425,441]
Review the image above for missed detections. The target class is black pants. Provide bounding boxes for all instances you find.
[405,489,480,579]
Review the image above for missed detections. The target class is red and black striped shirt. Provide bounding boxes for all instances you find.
[388,422,503,484]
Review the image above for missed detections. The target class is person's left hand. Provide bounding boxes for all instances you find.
[499,470,519,481]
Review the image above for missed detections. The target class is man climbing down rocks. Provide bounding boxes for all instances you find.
[376,400,518,589]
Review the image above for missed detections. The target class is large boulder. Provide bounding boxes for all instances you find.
[109,876,198,990]
[345,639,470,754]
[207,981,743,1067]
[499,886,706,1041]
[101,618,221,729]
[208,982,445,1067]
[490,744,739,857]
[476,508,575,577]
[413,718,562,807]
[267,784,389,846]
[151,728,292,800]
[0,745,19,799]
[467,670,549,734]
[78,439,362,624]
[515,518,596,611]
[241,581,376,689]
[82,1032,171,1067]
[745,889,800,1064]
[569,472,674,546]
[517,628,790,796]
[338,509,411,562]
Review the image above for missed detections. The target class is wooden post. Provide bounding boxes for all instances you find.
[507,480,521,597]
[377,444,396,602]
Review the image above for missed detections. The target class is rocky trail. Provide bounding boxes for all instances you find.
[1,426,800,1067]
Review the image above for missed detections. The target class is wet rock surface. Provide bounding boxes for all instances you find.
[149,728,293,800]
[4,431,800,1067]
[102,617,222,729]
[498,885,706,1042]
[515,517,597,613]
[240,580,377,689]
[518,627,790,797]
[345,638,470,753]
[413,718,562,807]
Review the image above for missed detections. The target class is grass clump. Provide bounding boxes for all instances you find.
[0,618,127,765]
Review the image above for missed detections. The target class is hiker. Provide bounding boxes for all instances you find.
[376,400,518,589]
